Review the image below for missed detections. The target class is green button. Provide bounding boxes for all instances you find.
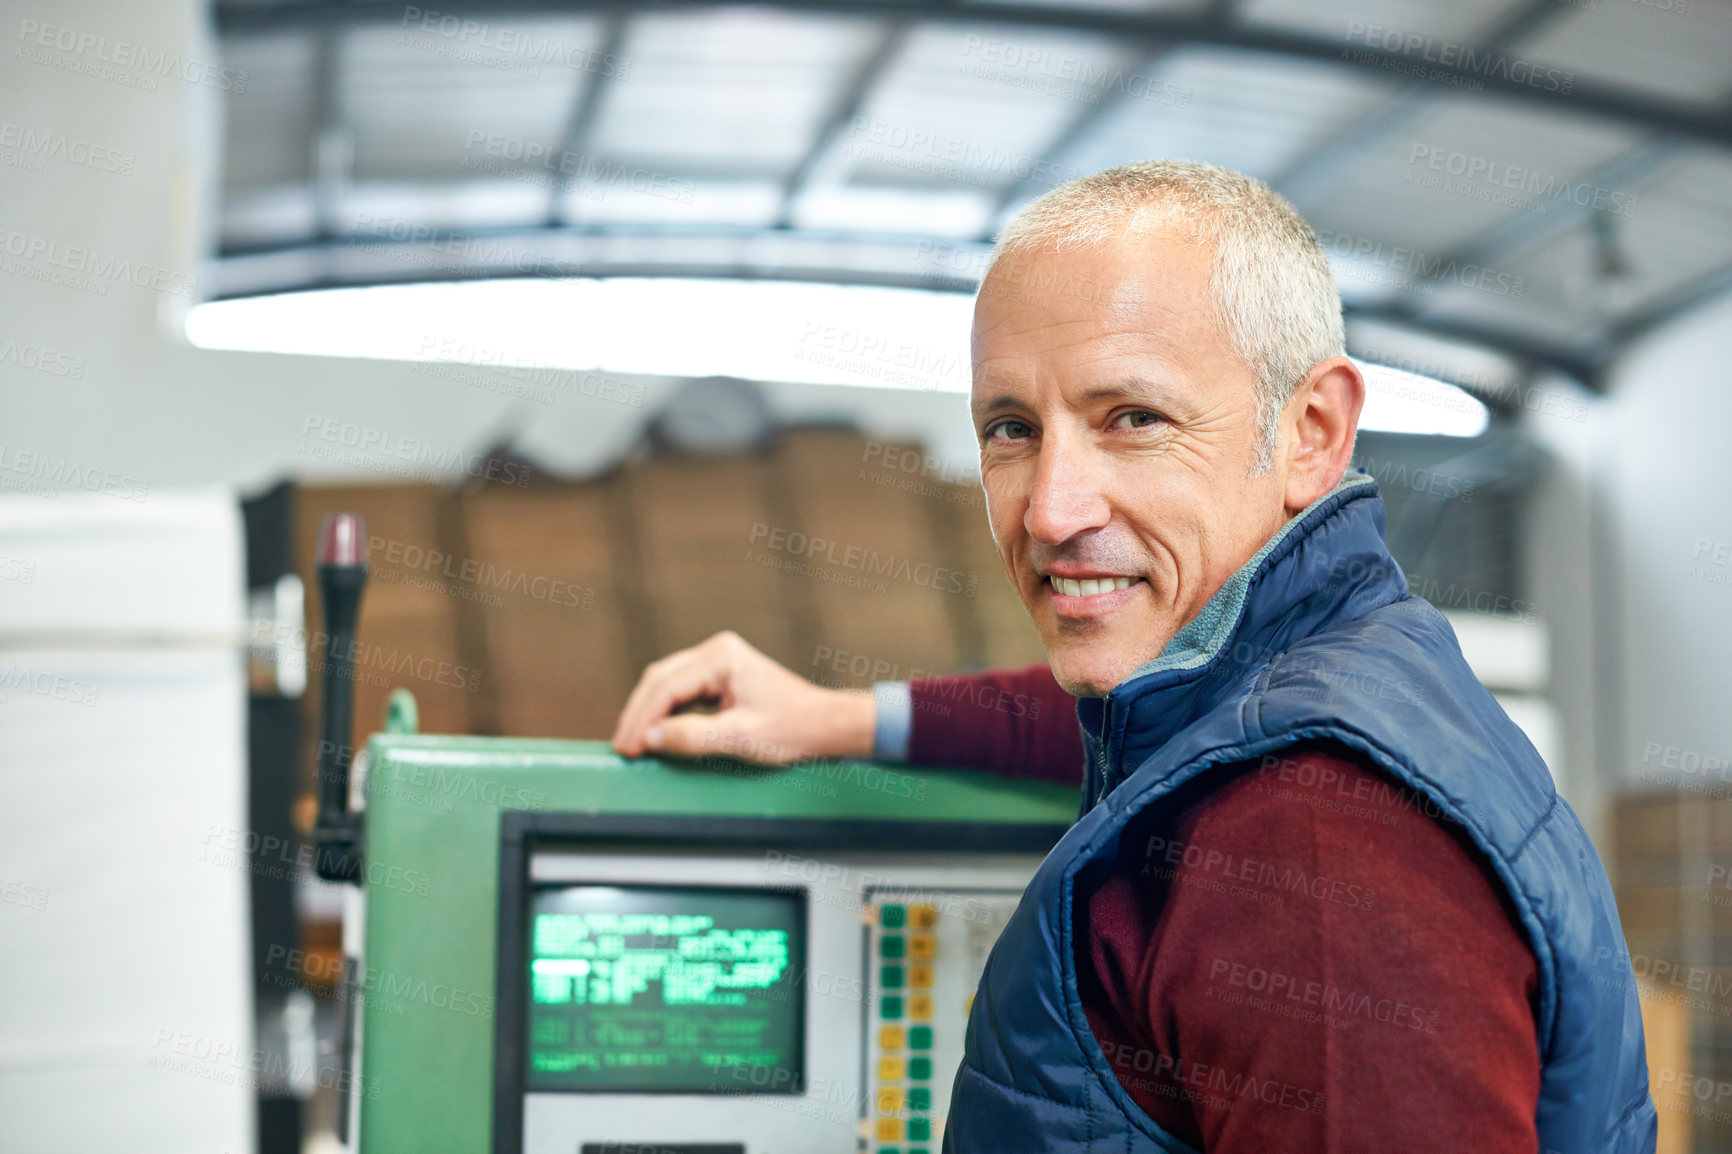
[880,904,906,928]
[909,1056,931,1079]
[909,1087,931,1111]
[911,1149,930,1154]
[909,1026,932,1050]
[908,1119,931,1141]
[881,936,905,959]
[881,965,904,989]
[881,996,903,1019]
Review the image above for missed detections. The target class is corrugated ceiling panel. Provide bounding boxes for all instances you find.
[589,10,882,174]
[1061,50,1395,185]
[1304,94,1645,255]
[340,19,596,182]
[1513,0,1732,107]
[838,24,1113,195]
[221,32,318,190]
[1493,149,1732,326]
[1237,0,1517,44]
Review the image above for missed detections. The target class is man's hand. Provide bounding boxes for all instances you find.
[610,631,876,766]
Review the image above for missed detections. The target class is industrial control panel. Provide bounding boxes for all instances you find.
[332,732,1077,1154]
[493,811,1057,1154]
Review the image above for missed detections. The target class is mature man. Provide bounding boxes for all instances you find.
[612,162,1652,1152]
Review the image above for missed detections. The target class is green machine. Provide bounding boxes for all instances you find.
[308,514,1078,1154]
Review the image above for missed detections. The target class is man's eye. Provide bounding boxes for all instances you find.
[986,419,1034,442]
[1113,410,1162,429]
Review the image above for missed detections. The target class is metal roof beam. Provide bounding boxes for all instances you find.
[978,0,1233,237]
[309,30,350,241]
[210,220,1609,384]
[1344,301,1603,385]
[1609,259,1732,350]
[1390,135,1685,307]
[775,21,910,230]
[545,14,628,227]
[976,44,1174,241]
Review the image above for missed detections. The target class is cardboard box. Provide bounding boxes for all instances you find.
[460,482,634,740]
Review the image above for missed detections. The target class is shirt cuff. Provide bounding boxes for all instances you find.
[870,681,913,763]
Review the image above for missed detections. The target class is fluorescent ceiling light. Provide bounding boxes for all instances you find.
[1357,361,1490,437]
[187,278,975,392]
[186,278,1488,436]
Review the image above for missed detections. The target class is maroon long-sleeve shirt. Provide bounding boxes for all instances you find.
[908,666,1541,1152]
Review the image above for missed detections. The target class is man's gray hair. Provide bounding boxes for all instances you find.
[987,160,1345,473]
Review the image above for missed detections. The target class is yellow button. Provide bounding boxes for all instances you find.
[910,995,933,1020]
[876,1087,904,1114]
[876,1118,902,1141]
[910,964,934,989]
[966,994,975,1015]
[910,933,936,960]
[880,1025,906,1050]
[878,1055,905,1081]
[910,904,938,929]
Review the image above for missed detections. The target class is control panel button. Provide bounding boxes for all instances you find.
[862,889,1024,1154]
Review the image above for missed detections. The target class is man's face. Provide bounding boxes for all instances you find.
[971,226,1293,697]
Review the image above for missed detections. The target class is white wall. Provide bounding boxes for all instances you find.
[0,490,253,1154]
[1520,374,1615,838]
[1602,293,1732,794]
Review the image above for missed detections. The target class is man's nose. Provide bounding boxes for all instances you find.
[1024,439,1111,545]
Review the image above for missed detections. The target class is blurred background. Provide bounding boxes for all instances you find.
[0,0,1728,1150]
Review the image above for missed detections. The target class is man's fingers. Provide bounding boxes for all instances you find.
[652,712,793,766]
[612,651,730,757]
[650,713,727,759]
[612,640,708,751]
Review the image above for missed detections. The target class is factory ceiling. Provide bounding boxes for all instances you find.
[211,0,1732,391]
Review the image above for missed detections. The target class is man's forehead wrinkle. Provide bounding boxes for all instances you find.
[970,391,1025,419]
[976,309,1176,361]
[975,302,1114,341]
[971,325,1194,405]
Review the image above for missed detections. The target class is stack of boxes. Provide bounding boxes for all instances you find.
[292,428,1046,760]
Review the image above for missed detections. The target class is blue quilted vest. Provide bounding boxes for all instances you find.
[945,473,1654,1153]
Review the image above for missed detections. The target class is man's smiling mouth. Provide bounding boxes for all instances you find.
[1048,576,1137,598]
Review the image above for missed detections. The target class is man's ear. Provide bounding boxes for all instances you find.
[1281,356,1365,514]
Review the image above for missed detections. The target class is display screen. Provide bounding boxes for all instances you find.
[526,885,806,1094]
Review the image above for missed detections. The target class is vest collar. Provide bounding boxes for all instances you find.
[1077,471,1405,805]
